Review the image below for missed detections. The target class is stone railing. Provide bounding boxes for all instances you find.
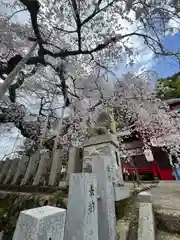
[0,148,70,187]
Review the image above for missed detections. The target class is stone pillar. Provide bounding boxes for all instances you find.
[92,151,117,240]
[138,192,155,240]
[138,191,152,203]
[21,151,39,185]
[33,149,50,186]
[83,134,129,201]
[0,230,3,240]
[3,158,19,184]
[64,173,98,240]
[83,134,130,240]
[12,156,29,185]
[48,149,63,186]
[13,206,66,240]
[67,147,82,184]
[0,158,11,183]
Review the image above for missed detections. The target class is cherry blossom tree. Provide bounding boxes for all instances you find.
[113,72,180,157]
[1,67,180,163]
[0,0,180,100]
[48,71,180,158]
[0,0,180,158]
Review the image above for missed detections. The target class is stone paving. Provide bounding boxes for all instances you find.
[148,181,180,234]
[149,181,180,210]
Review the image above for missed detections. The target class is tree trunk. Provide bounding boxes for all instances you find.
[0,42,37,100]
[52,106,66,153]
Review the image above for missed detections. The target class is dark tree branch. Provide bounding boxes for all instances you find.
[70,0,82,50]
[53,26,76,33]
[39,96,45,116]
[68,90,80,99]
[3,30,173,69]
[19,0,44,57]
[0,104,40,141]
[1,27,176,104]
[26,56,46,65]
[0,54,45,82]
[56,63,71,107]
[68,75,80,99]
[81,0,116,26]
[8,66,38,102]
[88,99,103,112]
[0,102,73,151]
[41,31,171,59]
[38,97,53,118]
[0,0,178,106]
[9,72,24,102]
[7,8,27,21]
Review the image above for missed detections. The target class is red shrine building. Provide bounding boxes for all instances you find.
[166,98,180,113]
[120,98,180,181]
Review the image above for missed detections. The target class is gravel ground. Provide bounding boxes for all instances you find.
[149,181,180,211]
[148,181,180,234]
[156,231,180,240]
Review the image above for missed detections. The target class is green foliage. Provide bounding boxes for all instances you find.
[52,190,67,209]
[53,190,64,202]
[0,208,7,218]
[156,72,180,100]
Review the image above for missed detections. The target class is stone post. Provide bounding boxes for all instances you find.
[21,151,39,185]
[91,151,117,240]
[64,173,98,240]
[3,158,19,184]
[33,149,50,186]
[83,134,130,240]
[0,230,3,240]
[66,147,82,184]
[138,191,152,203]
[12,156,29,185]
[0,158,11,183]
[48,149,63,186]
[83,134,129,201]
[138,192,155,240]
[13,206,66,240]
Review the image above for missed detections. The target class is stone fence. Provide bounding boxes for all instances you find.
[0,147,82,187]
[0,134,124,189]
